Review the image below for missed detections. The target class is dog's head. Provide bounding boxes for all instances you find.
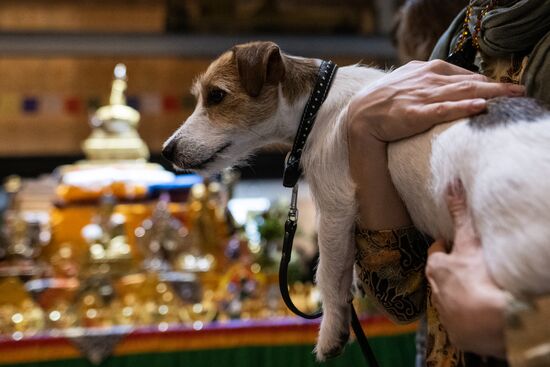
[163,41,311,174]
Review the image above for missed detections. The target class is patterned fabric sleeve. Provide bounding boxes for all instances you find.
[355,226,430,323]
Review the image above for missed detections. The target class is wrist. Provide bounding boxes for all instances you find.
[347,116,387,153]
[467,288,508,358]
[346,97,387,146]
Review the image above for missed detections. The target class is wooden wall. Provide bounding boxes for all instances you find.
[0,57,210,156]
[0,0,165,33]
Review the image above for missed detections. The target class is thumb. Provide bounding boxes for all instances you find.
[445,179,481,254]
[446,179,469,228]
[428,239,447,256]
[426,239,449,294]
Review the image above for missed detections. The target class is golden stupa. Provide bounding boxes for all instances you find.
[82,64,149,161]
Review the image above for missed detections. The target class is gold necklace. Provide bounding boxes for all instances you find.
[452,0,497,54]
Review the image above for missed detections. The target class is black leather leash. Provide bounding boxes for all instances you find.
[279,60,380,367]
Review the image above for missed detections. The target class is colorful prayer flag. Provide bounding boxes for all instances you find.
[141,93,161,115]
[64,96,82,114]
[41,94,64,115]
[22,96,39,113]
[162,95,180,112]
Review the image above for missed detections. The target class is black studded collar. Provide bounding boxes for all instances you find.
[283,60,338,187]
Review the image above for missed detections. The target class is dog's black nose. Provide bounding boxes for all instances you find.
[162,140,177,162]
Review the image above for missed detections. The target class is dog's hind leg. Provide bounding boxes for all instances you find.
[313,205,357,360]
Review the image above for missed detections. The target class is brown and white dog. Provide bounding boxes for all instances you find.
[163,41,550,360]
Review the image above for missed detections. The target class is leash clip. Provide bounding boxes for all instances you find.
[288,185,299,222]
[283,153,302,188]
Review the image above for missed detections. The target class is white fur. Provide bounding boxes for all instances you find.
[428,119,550,296]
[165,61,550,359]
[388,117,550,297]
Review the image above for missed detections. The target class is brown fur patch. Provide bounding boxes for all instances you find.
[193,48,279,128]
[190,42,318,130]
[233,41,285,97]
[281,56,318,104]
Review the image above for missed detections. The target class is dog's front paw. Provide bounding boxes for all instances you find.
[314,306,351,361]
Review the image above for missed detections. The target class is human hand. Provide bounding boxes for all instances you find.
[347,60,524,230]
[347,59,525,145]
[426,179,509,358]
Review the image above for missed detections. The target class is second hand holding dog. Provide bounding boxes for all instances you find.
[427,180,509,358]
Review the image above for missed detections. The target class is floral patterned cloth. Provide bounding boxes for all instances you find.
[355,226,508,367]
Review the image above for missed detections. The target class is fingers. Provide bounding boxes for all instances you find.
[426,239,450,294]
[445,179,481,254]
[400,59,470,75]
[446,179,468,227]
[411,80,524,129]
[428,239,447,255]
[415,99,488,126]
[430,59,474,76]
[422,59,480,76]
[428,80,525,102]
[426,249,449,294]
[443,73,493,83]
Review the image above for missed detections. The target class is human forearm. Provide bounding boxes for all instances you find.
[348,125,412,230]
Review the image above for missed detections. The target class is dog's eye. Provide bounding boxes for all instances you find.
[206,88,227,105]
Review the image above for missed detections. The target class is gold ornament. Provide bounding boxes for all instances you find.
[82,64,149,162]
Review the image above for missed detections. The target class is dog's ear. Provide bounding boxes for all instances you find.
[232,42,285,97]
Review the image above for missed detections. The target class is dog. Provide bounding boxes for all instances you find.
[162,41,550,360]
